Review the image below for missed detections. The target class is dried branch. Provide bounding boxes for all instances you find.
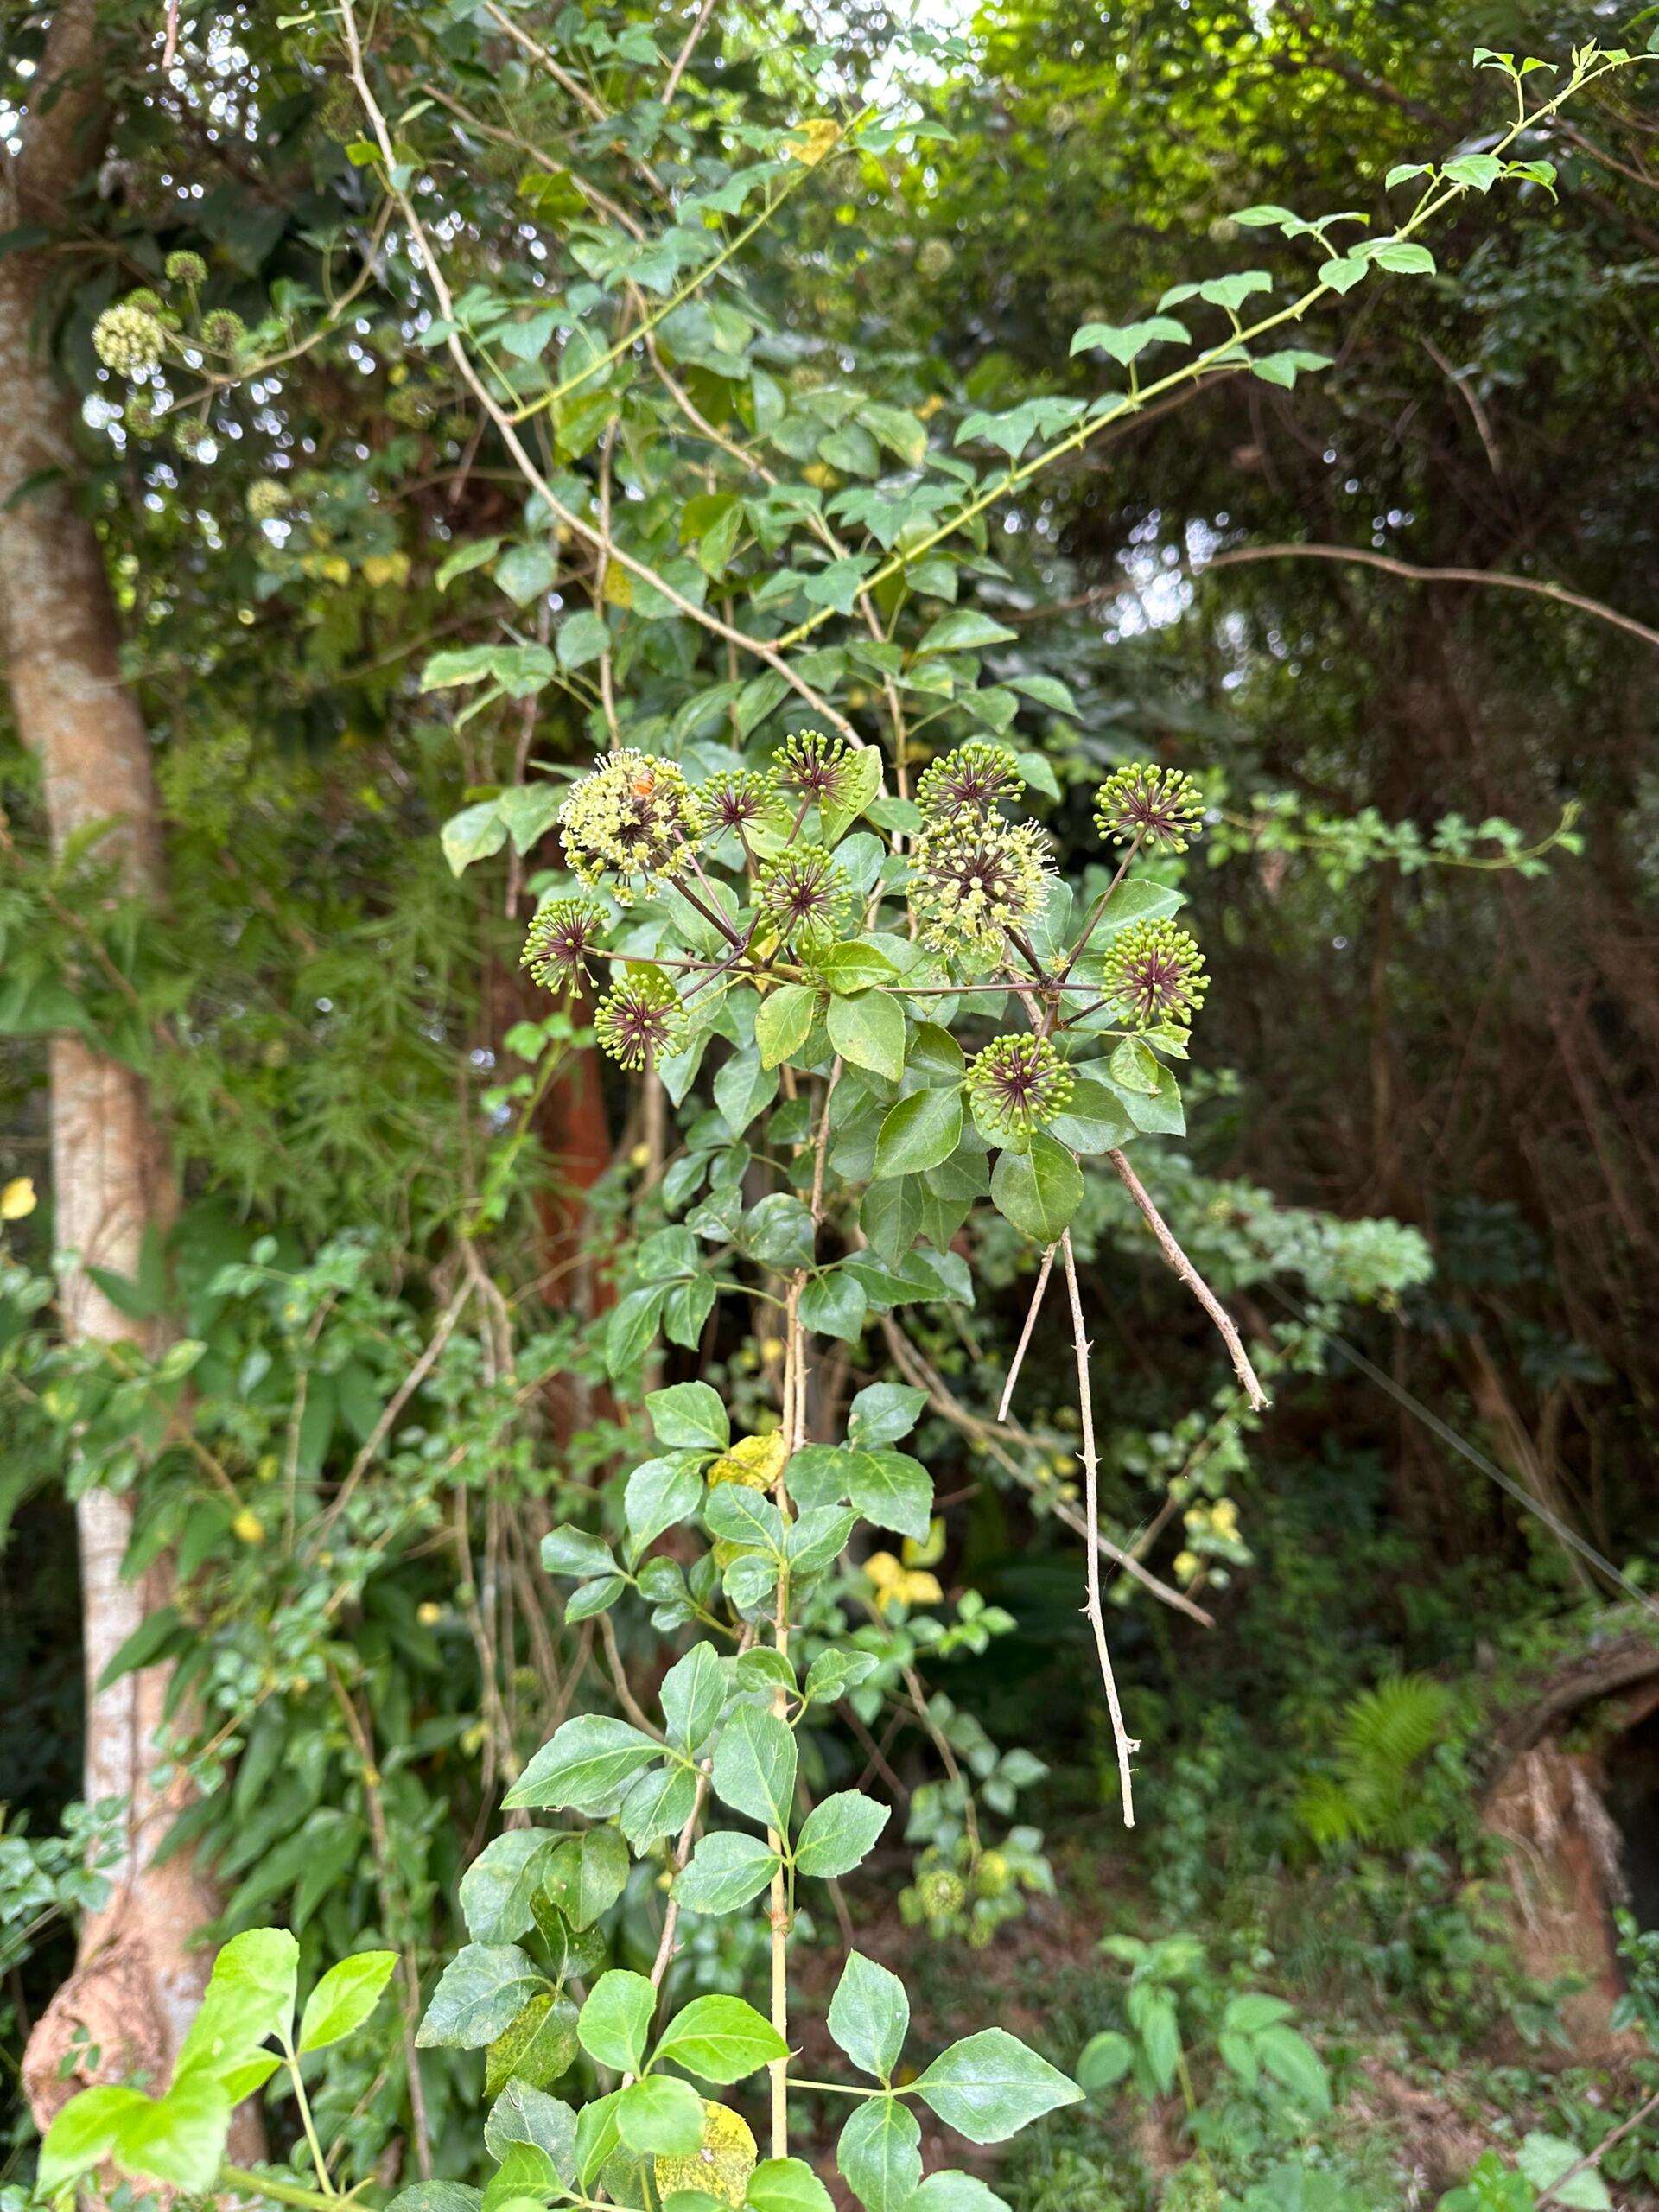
[1108,1150,1269,1411]
[997,1244,1054,1421]
[1060,1232,1137,1827]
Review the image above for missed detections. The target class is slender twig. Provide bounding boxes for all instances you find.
[1059,1232,1137,1827]
[1535,2085,1659,2207]
[315,1274,474,1541]
[662,0,718,107]
[599,1608,667,1740]
[878,1315,1213,1626]
[998,1245,1055,1421]
[1108,1151,1269,1411]
[1198,540,1659,652]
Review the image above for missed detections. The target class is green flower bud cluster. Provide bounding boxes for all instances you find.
[916,741,1024,823]
[558,750,702,905]
[522,895,609,991]
[773,729,853,810]
[594,968,683,1069]
[965,1033,1075,1138]
[1103,917,1208,1028]
[246,478,289,523]
[200,308,248,356]
[164,250,208,288]
[700,768,780,840]
[1095,761,1206,852]
[93,303,168,378]
[908,816,1050,961]
[754,842,856,948]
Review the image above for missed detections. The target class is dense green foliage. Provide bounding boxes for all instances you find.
[4,3,1659,2210]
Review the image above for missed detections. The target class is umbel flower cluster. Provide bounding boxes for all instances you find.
[558,749,702,901]
[526,740,1211,1071]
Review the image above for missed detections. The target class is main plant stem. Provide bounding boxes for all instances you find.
[767,1277,807,2158]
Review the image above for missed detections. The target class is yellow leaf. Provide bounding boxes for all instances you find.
[601,564,633,608]
[785,118,841,166]
[1,1177,36,1220]
[708,1430,787,1492]
[655,2103,756,2209]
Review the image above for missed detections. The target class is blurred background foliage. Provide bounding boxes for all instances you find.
[3,0,1658,2205]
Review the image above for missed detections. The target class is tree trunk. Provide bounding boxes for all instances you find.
[0,0,240,2142]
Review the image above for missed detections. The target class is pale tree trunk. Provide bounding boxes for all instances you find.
[0,0,246,2144]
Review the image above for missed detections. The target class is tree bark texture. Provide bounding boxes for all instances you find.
[0,0,239,2140]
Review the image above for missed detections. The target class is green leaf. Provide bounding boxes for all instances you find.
[846,1382,928,1449]
[37,2086,150,2190]
[676,1830,782,1914]
[1108,1036,1161,1096]
[860,402,929,469]
[298,1950,398,2054]
[990,1132,1084,1243]
[1077,2031,1135,2093]
[660,1642,727,1752]
[497,543,556,605]
[705,1483,785,1552]
[436,537,502,589]
[96,1604,183,1690]
[828,991,906,1083]
[821,745,886,846]
[828,1950,909,2081]
[1250,349,1332,389]
[845,1449,932,1541]
[811,941,901,995]
[909,2177,1011,2212]
[915,609,1018,655]
[626,1456,704,1558]
[1132,1987,1181,2096]
[785,1505,859,1573]
[653,1994,790,2082]
[577,1969,658,2072]
[607,1284,671,1374]
[441,800,507,875]
[557,610,611,669]
[748,2156,836,2212]
[1068,316,1188,363]
[873,1087,963,1178]
[713,1703,798,1831]
[912,2028,1083,2143]
[504,1714,661,1813]
[1254,2024,1331,2113]
[542,1827,632,1929]
[172,1927,298,2086]
[1371,239,1437,274]
[109,2075,233,2193]
[793,1789,889,1878]
[800,1268,869,1343]
[1048,1077,1135,1155]
[804,1649,880,1704]
[485,1993,579,2098]
[460,1832,557,1945]
[838,2097,921,2212]
[486,2082,579,2178]
[715,1046,779,1135]
[1319,255,1369,294]
[756,984,818,1069]
[1516,2133,1610,2209]
[1222,1993,1296,2035]
[418,1945,543,2050]
[648,1381,730,1451]
[616,2076,707,2155]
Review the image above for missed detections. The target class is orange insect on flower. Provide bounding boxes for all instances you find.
[630,767,656,802]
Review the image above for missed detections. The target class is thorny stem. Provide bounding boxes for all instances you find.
[1059,1231,1138,1827]
[1108,1151,1269,1411]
